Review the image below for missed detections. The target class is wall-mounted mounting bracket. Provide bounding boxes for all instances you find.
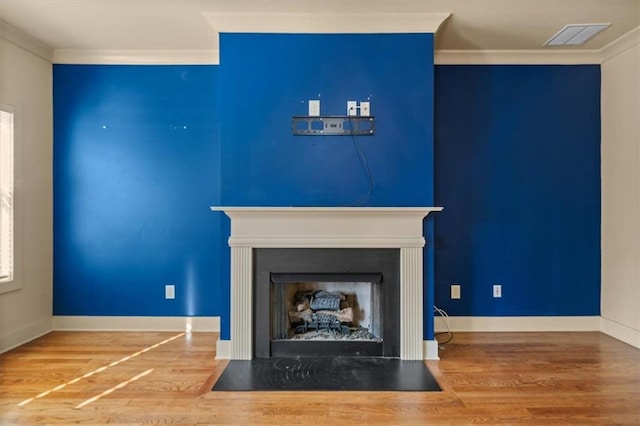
[292,116,375,136]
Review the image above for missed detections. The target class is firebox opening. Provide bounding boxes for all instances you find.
[270,273,384,344]
[254,248,400,358]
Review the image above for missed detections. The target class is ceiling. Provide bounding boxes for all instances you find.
[0,0,639,54]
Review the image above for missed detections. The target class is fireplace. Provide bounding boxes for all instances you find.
[254,248,400,358]
[210,207,442,360]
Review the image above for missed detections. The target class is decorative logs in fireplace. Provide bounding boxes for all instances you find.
[288,290,353,335]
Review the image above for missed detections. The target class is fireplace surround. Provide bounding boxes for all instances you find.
[255,247,400,358]
[211,207,442,360]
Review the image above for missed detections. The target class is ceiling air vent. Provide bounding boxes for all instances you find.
[544,23,610,46]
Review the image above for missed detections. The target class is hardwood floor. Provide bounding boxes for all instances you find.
[1,331,638,424]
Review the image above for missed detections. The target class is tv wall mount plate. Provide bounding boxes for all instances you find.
[292,116,375,136]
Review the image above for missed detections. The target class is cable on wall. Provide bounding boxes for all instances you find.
[434,305,453,346]
[345,115,373,206]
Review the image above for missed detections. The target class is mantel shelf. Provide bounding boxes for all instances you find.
[210,206,443,248]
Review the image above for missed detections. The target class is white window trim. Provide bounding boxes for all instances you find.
[0,102,17,294]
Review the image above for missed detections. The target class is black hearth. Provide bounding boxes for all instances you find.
[253,248,400,358]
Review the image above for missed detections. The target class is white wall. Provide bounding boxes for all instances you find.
[0,24,54,352]
[601,30,640,349]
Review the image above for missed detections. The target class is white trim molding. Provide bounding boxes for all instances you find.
[430,316,638,356]
[435,316,601,333]
[216,339,232,359]
[601,316,640,349]
[424,339,440,360]
[0,281,21,295]
[53,49,219,65]
[436,25,640,65]
[12,15,639,66]
[435,49,602,65]
[600,26,640,63]
[0,19,53,63]
[0,316,53,354]
[202,11,451,35]
[53,316,220,332]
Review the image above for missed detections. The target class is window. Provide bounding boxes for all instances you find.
[0,103,14,283]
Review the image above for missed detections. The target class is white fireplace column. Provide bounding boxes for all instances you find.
[230,245,252,359]
[211,207,442,360]
[400,246,424,359]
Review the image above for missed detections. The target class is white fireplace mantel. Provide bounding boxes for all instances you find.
[210,206,443,360]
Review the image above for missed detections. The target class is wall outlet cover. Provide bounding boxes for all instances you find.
[347,101,358,116]
[451,284,461,299]
[308,100,320,117]
[360,101,370,117]
[493,284,502,298]
[165,284,175,300]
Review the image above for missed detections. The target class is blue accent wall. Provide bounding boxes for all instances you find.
[53,65,222,316]
[434,65,601,316]
[218,33,434,207]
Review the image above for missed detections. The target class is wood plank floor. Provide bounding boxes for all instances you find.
[1,331,639,424]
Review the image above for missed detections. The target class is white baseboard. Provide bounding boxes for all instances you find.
[600,316,640,349]
[53,316,220,332]
[0,316,53,354]
[216,339,231,359]
[423,339,439,360]
[435,316,601,332]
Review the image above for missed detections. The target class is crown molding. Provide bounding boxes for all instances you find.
[600,26,640,63]
[437,25,640,65]
[435,49,602,65]
[0,19,53,63]
[53,49,219,65]
[202,11,451,34]
[52,48,600,67]
[48,21,638,66]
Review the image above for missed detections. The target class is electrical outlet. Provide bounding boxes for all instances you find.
[451,284,461,299]
[308,99,320,116]
[165,284,175,300]
[493,284,502,298]
[360,101,370,117]
[347,101,358,116]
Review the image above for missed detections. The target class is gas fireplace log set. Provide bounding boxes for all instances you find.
[288,290,354,335]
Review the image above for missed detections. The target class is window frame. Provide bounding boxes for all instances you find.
[0,102,17,293]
